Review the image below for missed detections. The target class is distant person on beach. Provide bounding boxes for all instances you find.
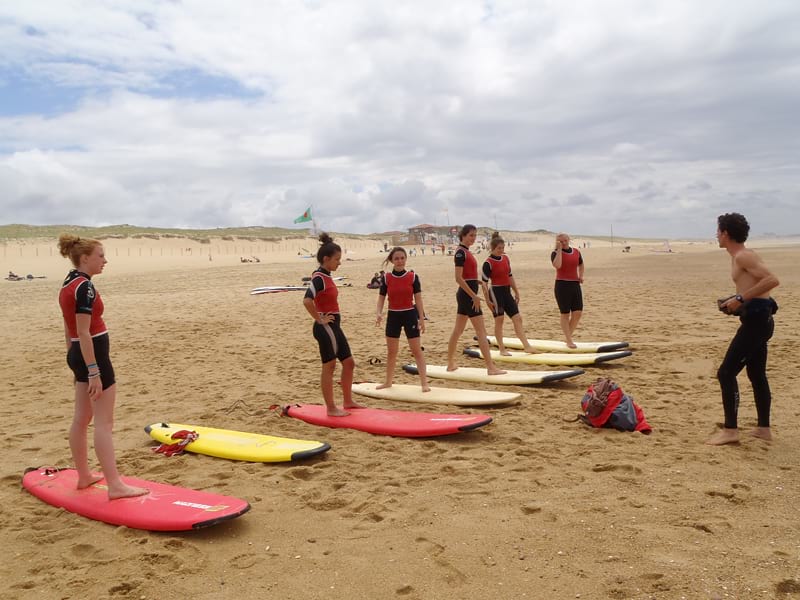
[446,224,506,375]
[482,232,537,355]
[375,247,430,392]
[551,232,584,348]
[367,271,384,289]
[303,233,364,417]
[707,213,780,446]
[57,234,148,499]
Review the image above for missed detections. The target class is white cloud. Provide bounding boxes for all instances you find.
[0,0,799,237]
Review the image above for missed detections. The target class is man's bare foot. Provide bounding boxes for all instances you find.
[76,474,104,489]
[499,349,512,356]
[327,407,350,417]
[488,368,507,376]
[343,400,366,409]
[749,427,772,441]
[375,383,392,390]
[705,428,740,445]
[108,484,150,500]
[522,346,539,354]
[421,385,431,392]
[446,365,459,372]
[566,341,577,349]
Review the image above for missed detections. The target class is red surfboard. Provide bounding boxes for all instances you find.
[283,405,492,437]
[22,467,250,531]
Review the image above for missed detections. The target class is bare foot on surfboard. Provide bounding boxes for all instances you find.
[76,474,104,489]
[327,407,350,417]
[487,367,507,376]
[421,385,431,392]
[344,399,366,410]
[499,349,512,356]
[375,383,392,390]
[749,427,772,441]
[522,346,539,354]
[446,364,458,372]
[566,341,577,349]
[705,429,740,445]
[108,483,150,500]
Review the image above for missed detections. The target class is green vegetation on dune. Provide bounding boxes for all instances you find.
[0,224,381,242]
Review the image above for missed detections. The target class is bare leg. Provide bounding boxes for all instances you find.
[494,316,511,355]
[341,356,364,410]
[70,382,103,489]
[322,360,348,416]
[569,310,582,338]
[560,313,576,348]
[749,427,772,441]
[92,384,148,499]
[408,337,430,391]
[447,314,469,370]
[472,316,506,375]
[377,337,400,389]
[510,313,536,353]
[705,428,740,445]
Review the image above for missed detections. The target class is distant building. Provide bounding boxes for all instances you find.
[407,224,460,245]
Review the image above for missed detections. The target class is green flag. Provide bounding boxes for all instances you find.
[293,207,312,224]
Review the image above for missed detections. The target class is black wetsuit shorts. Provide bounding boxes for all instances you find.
[456,280,482,318]
[554,280,583,314]
[489,285,519,318]
[312,314,352,363]
[67,333,116,390]
[385,308,420,339]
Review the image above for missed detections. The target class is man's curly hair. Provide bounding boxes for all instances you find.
[718,213,750,243]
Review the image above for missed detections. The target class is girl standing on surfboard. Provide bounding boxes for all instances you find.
[446,225,506,375]
[303,233,365,417]
[375,247,430,392]
[57,234,148,500]
[482,232,537,356]
[551,232,584,349]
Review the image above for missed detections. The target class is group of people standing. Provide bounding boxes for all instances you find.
[54,211,779,501]
[303,225,588,415]
[303,217,780,452]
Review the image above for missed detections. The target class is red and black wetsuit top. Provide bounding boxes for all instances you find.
[59,269,107,341]
[380,270,421,311]
[551,247,583,281]
[304,267,340,314]
[482,254,512,286]
[454,244,478,280]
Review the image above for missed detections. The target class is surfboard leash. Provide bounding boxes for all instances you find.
[268,404,300,417]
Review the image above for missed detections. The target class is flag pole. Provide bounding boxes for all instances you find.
[310,204,318,236]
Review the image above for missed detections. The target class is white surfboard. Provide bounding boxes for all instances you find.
[484,336,629,353]
[464,347,632,366]
[404,364,584,385]
[301,276,347,282]
[250,285,308,295]
[352,382,520,406]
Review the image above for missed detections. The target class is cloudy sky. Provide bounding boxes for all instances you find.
[1,1,798,238]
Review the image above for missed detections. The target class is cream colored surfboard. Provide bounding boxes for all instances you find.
[464,347,632,366]
[352,382,520,406]
[485,336,629,354]
[403,364,584,385]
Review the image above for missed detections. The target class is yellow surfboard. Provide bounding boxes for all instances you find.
[145,422,330,462]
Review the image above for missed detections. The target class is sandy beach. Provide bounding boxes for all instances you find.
[1,234,798,600]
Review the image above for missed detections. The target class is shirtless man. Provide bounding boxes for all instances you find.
[706,213,780,445]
